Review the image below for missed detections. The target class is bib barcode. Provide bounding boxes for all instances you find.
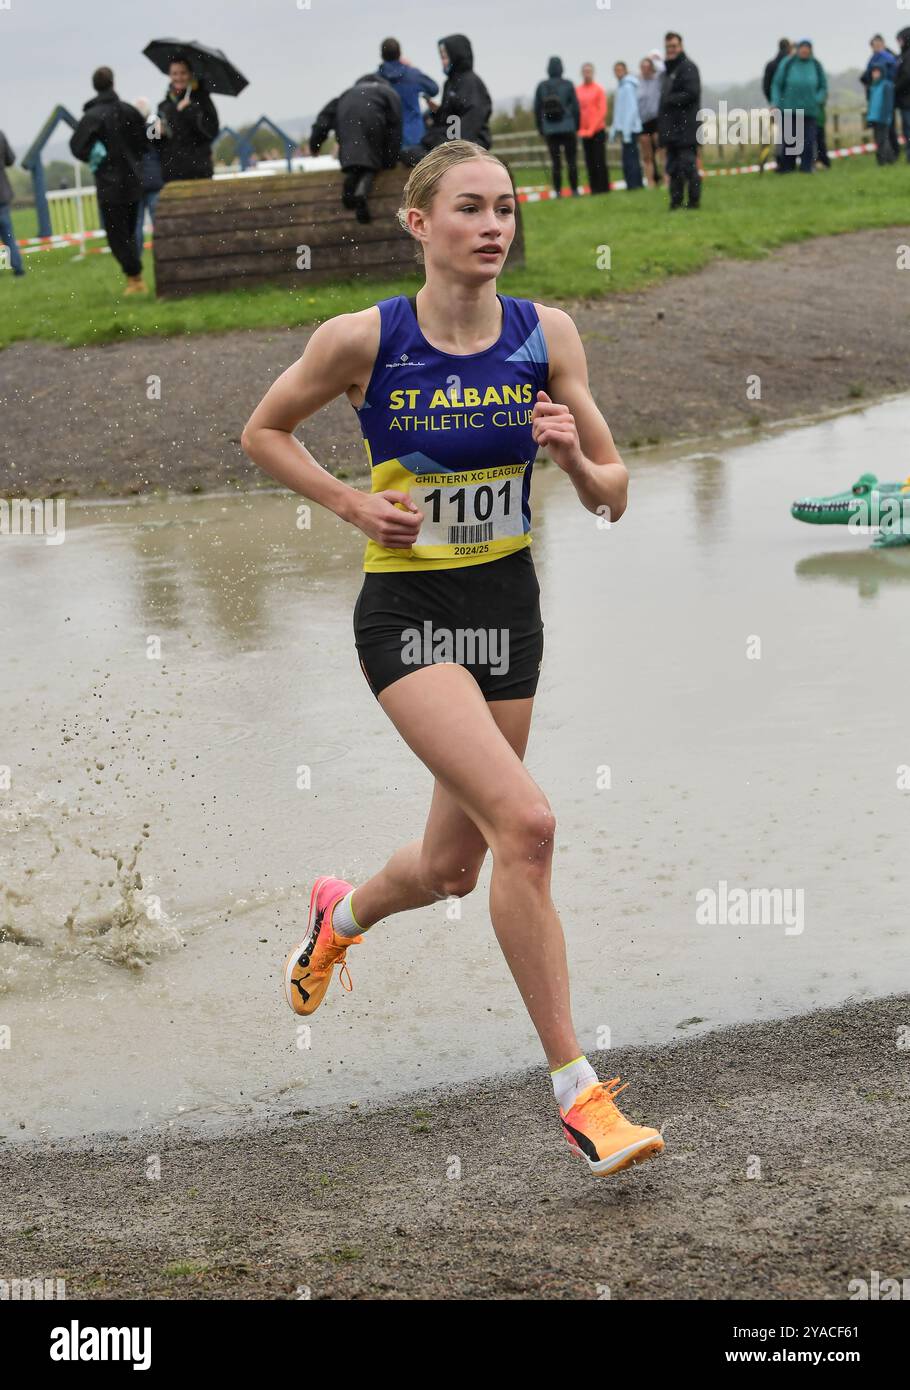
[447,522,495,544]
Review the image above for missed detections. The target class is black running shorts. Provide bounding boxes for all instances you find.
[353,547,545,701]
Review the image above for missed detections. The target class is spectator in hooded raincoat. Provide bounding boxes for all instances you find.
[400,34,492,167]
[310,72,402,223]
[535,56,581,196]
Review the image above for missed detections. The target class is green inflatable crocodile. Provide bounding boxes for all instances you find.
[791,473,910,548]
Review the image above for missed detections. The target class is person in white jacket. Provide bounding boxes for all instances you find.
[608,63,644,189]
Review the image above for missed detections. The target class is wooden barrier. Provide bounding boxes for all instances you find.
[153,163,526,298]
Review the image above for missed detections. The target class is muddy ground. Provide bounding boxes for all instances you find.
[0,227,907,499]
[1,994,908,1300]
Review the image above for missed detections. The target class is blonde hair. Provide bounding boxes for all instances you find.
[396,140,515,265]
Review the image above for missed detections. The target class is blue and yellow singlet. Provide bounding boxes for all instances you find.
[353,293,551,572]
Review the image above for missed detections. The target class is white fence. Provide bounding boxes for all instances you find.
[46,182,99,237]
[36,154,341,241]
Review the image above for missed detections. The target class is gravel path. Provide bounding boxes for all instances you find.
[0,227,907,499]
[2,994,907,1300]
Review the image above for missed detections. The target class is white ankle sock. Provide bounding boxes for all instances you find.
[331,889,362,937]
[551,1055,598,1112]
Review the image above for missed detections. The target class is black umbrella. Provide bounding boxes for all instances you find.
[143,38,249,96]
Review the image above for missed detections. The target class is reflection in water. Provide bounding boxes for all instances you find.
[795,548,910,599]
[109,498,361,652]
[689,453,729,539]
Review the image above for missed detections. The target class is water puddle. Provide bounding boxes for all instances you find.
[1,397,908,1142]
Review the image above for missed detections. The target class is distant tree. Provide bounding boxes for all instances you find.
[215,125,298,165]
[47,159,79,189]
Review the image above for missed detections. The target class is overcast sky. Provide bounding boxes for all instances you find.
[1,0,881,148]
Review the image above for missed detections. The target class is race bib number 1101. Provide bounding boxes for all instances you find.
[411,464,528,551]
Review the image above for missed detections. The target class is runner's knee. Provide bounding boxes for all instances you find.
[492,797,556,869]
[418,852,483,900]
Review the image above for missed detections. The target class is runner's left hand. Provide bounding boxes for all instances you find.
[531,390,584,472]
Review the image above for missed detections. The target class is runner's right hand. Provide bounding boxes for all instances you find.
[352,490,424,548]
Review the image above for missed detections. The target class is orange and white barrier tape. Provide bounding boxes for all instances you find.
[513,138,883,199]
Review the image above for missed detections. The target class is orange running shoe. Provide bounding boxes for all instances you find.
[283,876,362,1017]
[560,1077,664,1177]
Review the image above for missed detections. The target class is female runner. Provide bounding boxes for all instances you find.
[242,139,663,1177]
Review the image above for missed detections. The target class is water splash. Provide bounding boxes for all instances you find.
[1,799,182,982]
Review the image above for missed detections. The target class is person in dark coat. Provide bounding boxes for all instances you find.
[156,57,219,182]
[860,35,900,157]
[763,39,792,101]
[399,34,492,166]
[0,127,25,276]
[657,31,702,209]
[534,56,581,196]
[69,66,147,290]
[895,28,910,164]
[310,73,402,223]
[376,37,439,150]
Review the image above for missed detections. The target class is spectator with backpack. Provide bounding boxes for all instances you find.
[70,66,148,292]
[771,39,827,174]
[535,56,581,197]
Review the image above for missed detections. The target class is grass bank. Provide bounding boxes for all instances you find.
[0,155,906,349]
